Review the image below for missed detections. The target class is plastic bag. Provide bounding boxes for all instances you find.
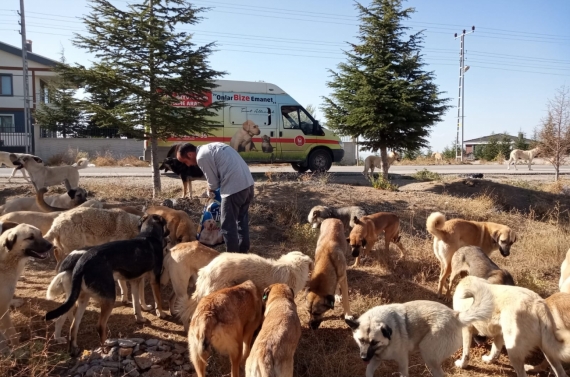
[197,188,224,247]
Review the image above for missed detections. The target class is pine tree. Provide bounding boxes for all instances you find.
[497,134,513,160]
[58,0,225,196]
[322,0,450,178]
[514,131,529,151]
[34,54,84,138]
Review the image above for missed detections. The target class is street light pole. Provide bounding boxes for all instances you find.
[454,26,475,162]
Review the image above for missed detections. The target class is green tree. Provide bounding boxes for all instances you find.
[442,140,457,159]
[34,54,84,138]
[497,134,513,160]
[59,0,225,196]
[305,104,317,118]
[514,131,529,150]
[322,0,450,178]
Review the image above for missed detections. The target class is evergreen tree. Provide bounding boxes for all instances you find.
[497,133,513,160]
[514,131,529,150]
[322,0,450,177]
[34,54,84,138]
[481,135,499,160]
[59,0,225,196]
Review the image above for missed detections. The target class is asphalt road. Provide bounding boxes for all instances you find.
[0,163,567,178]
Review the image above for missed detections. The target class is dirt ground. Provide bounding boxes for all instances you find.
[1,173,569,376]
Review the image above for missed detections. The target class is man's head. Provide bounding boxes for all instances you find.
[176,143,198,166]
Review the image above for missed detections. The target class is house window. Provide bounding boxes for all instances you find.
[40,80,49,104]
[0,115,15,132]
[0,75,13,96]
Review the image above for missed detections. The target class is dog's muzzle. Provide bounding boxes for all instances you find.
[499,246,510,257]
[309,319,323,330]
[360,346,376,363]
[351,247,360,258]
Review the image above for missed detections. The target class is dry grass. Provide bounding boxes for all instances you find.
[396,156,467,166]
[46,148,89,166]
[0,173,569,376]
[91,151,149,167]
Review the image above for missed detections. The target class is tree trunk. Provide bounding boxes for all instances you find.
[150,129,161,198]
[380,146,389,179]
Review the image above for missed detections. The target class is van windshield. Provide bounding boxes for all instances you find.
[281,106,316,135]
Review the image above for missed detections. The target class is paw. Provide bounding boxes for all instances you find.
[135,316,149,324]
[141,304,154,312]
[334,295,342,304]
[156,310,168,319]
[344,314,355,321]
[54,337,67,345]
[455,357,469,369]
[481,354,495,364]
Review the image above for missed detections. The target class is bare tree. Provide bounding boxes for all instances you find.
[537,86,570,181]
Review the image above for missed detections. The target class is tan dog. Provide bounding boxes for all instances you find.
[161,241,219,314]
[306,218,353,329]
[362,151,400,177]
[189,280,263,377]
[0,187,88,215]
[524,292,570,373]
[10,154,89,190]
[432,152,443,165]
[0,223,53,352]
[347,212,405,267]
[559,248,570,293]
[246,283,301,377]
[426,212,517,299]
[230,120,261,152]
[145,206,196,247]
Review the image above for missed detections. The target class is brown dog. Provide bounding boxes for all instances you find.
[188,280,263,377]
[306,218,354,329]
[347,212,405,267]
[246,283,301,377]
[145,206,196,247]
[426,212,517,298]
[161,241,220,314]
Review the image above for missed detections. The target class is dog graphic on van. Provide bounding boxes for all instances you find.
[261,135,274,153]
[231,120,260,152]
[200,219,224,246]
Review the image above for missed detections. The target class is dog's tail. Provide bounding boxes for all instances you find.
[426,212,447,239]
[74,158,89,169]
[453,276,494,326]
[36,187,66,212]
[189,311,217,360]
[160,253,173,286]
[46,271,68,300]
[45,266,84,321]
[537,300,570,362]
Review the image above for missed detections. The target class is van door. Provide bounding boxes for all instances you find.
[279,105,319,161]
[225,104,277,162]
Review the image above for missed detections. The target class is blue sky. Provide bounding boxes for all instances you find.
[1,0,569,152]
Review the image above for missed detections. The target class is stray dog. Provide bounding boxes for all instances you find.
[198,219,223,246]
[161,241,219,314]
[10,154,89,190]
[0,187,88,215]
[0,152,42,183]
[308,205,366,231]
[189,280,263,377]
[45,214,169,356]
[345,296,493,377]
[230,120,260,152]
[145,206,196,247]
[44,207,141,271]
[507,147,540,171]
[177,251,313,331]
[559,248,570,293]
[453,276,570,377]
[450,246,515,290]
[362,151,400,177]
[158,157,204,199]
[306,218,353,329]
[246,283,301,377]
[524,292,570,373]
[348,212,405,267]
[0,223,53,352]
[432,152,443,165]
[427,212,517,299]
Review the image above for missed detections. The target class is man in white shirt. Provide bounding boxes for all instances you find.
[177,142,255,253]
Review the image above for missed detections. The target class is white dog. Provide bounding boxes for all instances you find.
[0,152,42,183]
[10,154,89,190]
[507,147,540,170]
[363,151,400,177]
[432,152,443,165]
[177,251,313,330]
[453,276,570,377]
[230,120,260,152]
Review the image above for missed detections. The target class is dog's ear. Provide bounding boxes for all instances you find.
[361,239,367,247]
[345,317,359,330]
[262,286,271,302]
[313,210,320,218]
[67,189,77,199]
[325,294,335,309]
[511,230,517,243]
[353,216,360,225]
[33,156,43,164]
[490,229,500,244]
[0,221,19,235]
[346,237,350,244]
[381,324,392,340]
[3,231,17,251]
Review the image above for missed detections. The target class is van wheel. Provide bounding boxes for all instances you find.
[308,149,332,172]
[291,163,309,173]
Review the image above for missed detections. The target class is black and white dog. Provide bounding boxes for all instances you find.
[159,157,204,198]
[45,214,169,356]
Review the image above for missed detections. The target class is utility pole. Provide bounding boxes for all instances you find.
[454,26,475,161]
[18,0,32,154]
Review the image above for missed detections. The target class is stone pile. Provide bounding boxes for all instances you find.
[67,338,194,377]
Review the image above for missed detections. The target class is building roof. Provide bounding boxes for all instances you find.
[0,41,59,67]
[464,133,535,144]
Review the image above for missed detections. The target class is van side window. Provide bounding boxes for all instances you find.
[281,106,316,135]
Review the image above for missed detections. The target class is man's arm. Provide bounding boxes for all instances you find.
[197,152,220,191]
